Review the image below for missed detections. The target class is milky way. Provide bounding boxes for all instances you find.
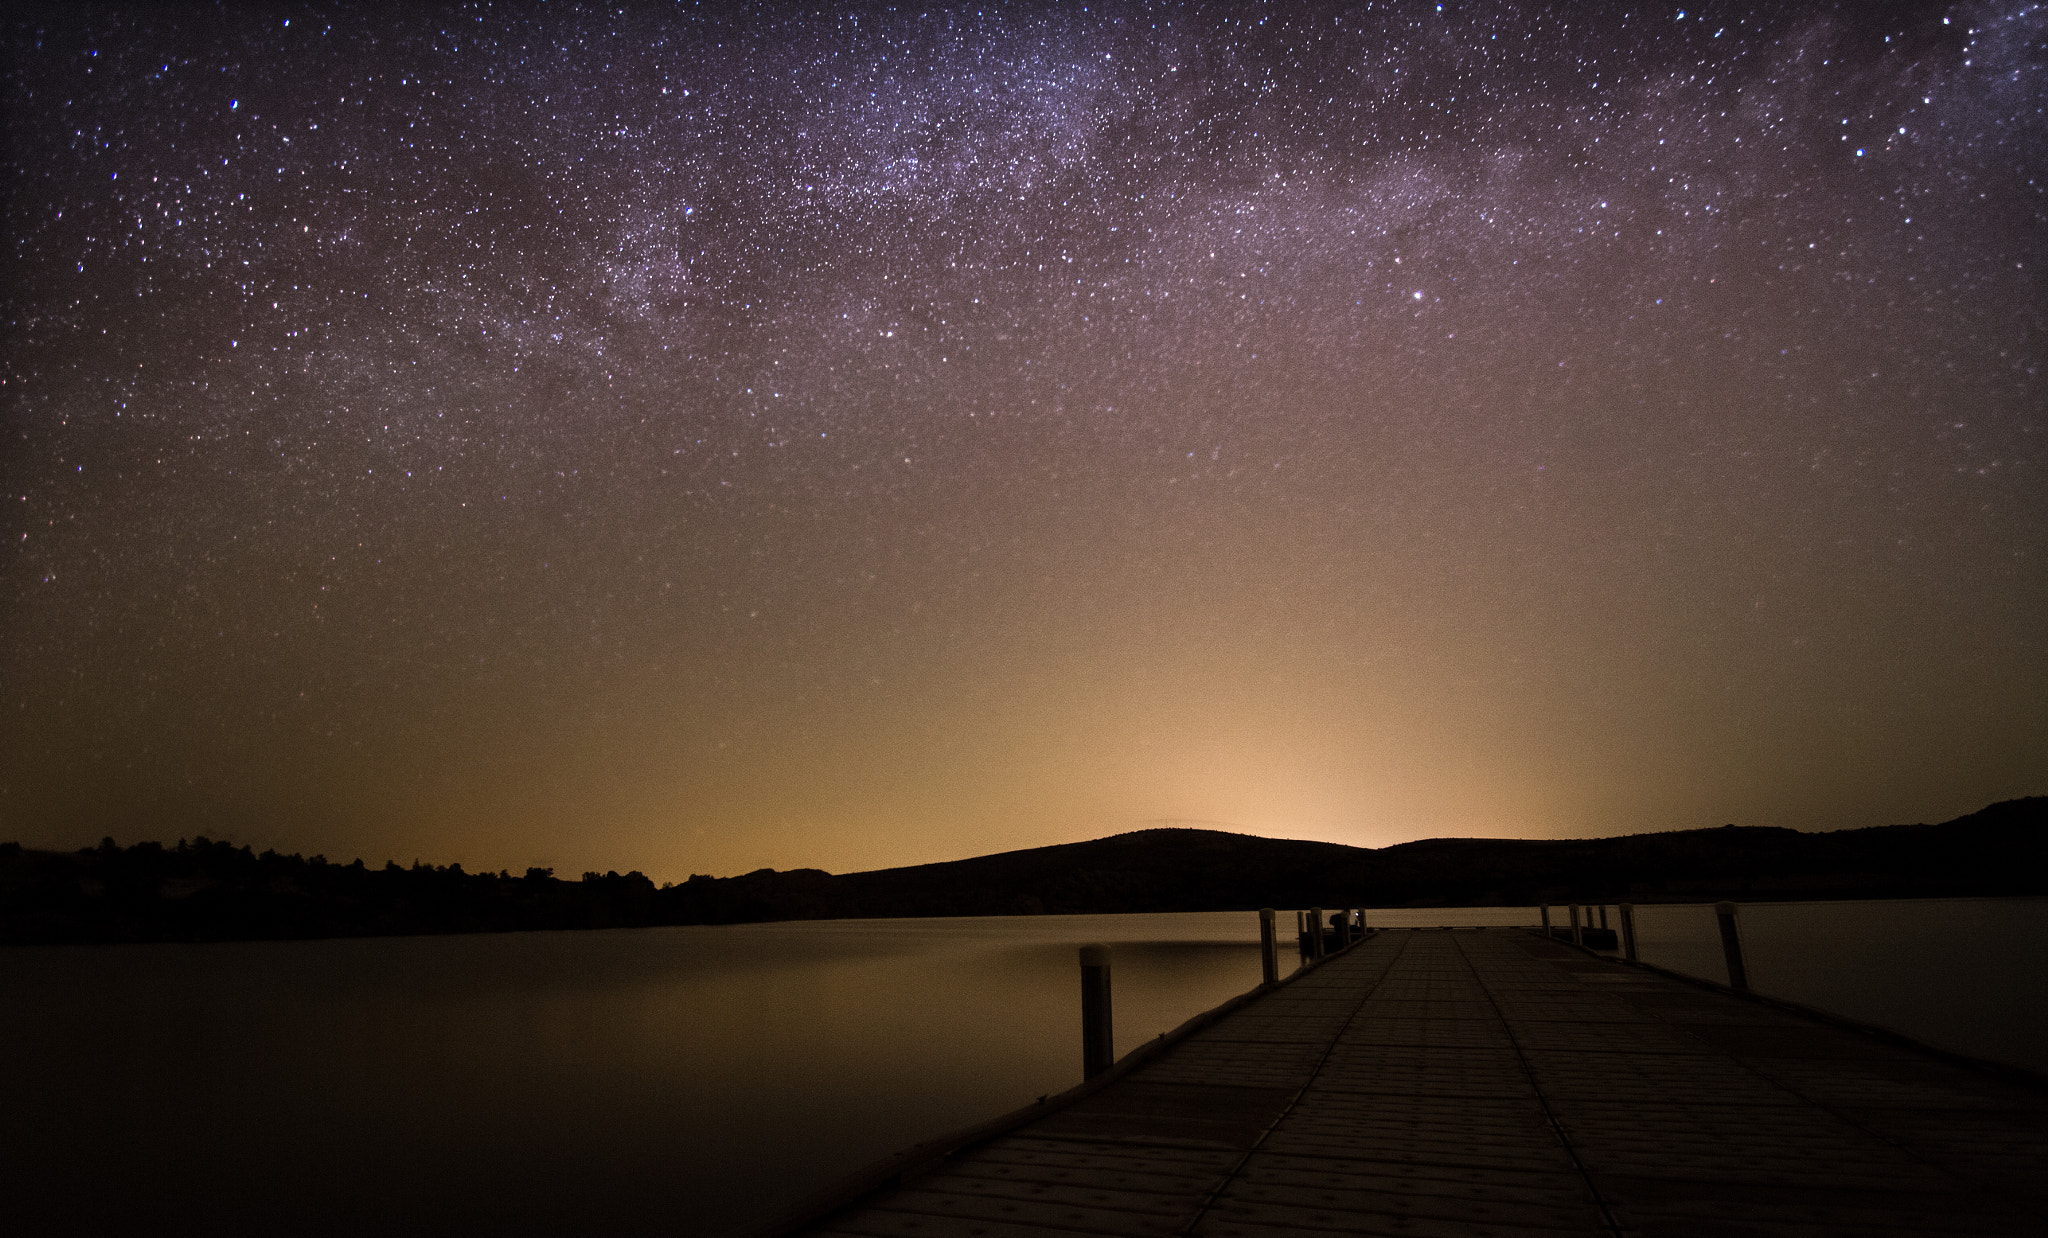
[5,2,2043,877]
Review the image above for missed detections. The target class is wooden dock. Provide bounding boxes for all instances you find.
[784,928,2048,1238]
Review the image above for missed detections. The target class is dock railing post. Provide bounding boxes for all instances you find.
[1539,904,1551,936]
[1714,902,1748,991]
[1258,908,1279,985]
[1570,903,1583,947]
[1079,944,1114,1078]
[1310,908,1326,959]
[1618,902,1638,962]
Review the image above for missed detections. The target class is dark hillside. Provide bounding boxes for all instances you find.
[668,796,2046,922]
[2,797,2040,944]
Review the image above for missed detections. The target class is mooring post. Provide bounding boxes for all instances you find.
[1079,944,1114,1079]
[1338,909,1352,949]
[1258,908,1279,985]
[1359,907,1369,932]
[1714,901,1748,991]
[1598,905,1610,930]
[1539,904,1551,936]
[1296,910,1309,962]
[1618,902,1638,962]
[1569,903,1583,947]
[1310,907,1326,959]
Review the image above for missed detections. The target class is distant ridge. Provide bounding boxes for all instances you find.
[702,797,2046,922]
[2,798,2042,944]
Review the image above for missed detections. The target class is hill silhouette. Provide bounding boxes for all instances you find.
[2,797,2041,944]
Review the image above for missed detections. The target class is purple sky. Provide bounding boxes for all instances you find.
[5,1,2041,880]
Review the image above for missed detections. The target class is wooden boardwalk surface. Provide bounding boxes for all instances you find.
[793,928,2048,1238]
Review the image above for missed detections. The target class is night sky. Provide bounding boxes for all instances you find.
[5,2,2042,882]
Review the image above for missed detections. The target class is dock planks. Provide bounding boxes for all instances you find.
[794,928,2048,1238]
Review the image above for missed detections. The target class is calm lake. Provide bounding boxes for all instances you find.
[3,898,2042,1237]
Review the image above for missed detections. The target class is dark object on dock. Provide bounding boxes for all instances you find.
[1541,904,1618,950]
[1296,907,1364,961]
[1546,924,1618,950]
[762,928,2048,1238]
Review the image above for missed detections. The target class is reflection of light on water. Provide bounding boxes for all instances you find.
[0,911,1272,1238]
[4,902,2040,1238]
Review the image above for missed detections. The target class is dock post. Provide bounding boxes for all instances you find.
[1714,902,1748,991]
[1079,944,1114,1078]
[1296,911,1309,963]
[1310,908,1326,959]
[1570,903,1583,947]
[1338,909,1352,949]
[1598,905,1609,930]
[1618,902,1638,962]
[1258,908,1279,985]
[1540,904,1551,936]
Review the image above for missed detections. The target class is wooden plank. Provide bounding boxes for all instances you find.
[786,929,2048,1238]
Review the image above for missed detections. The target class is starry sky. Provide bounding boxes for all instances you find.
[5,1,2042,882]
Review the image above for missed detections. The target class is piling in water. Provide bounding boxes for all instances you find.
[1714,902,1748,991]
[1258,908,1279,985]
[1618,902,1638,961]
[1079,944,1113,1078]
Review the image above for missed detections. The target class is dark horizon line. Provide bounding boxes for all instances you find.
[6,792,2045,885]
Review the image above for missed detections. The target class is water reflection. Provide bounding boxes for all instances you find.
[0,913,1266,1238]
[3,900,2040,1238]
